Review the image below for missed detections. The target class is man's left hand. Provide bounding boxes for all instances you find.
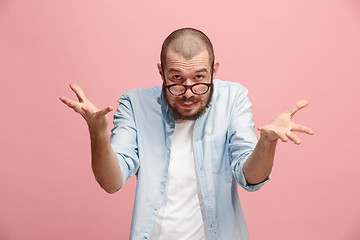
[257,100,314,145]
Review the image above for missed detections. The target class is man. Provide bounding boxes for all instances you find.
[60,28,313,239]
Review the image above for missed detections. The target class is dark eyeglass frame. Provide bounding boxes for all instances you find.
[161,60,214,96]
[164,82,213,96]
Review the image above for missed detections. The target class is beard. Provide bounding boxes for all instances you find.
[162,85,213,120]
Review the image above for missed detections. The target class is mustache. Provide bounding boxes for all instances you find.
[178,96,197,103]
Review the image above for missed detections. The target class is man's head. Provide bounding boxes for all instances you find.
[160,28,215,68]
[158,28,219,120]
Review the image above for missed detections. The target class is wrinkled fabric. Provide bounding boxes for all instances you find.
[110,79,269,240]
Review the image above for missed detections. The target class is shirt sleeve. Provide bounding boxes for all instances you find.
[228,88,270,192]
[110,93,140,188]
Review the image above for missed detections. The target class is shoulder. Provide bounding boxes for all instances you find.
[213,79,246,89]
[213,79,249,102]
[118,85,162,103]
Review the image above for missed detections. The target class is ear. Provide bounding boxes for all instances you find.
[157,63,164,81]
[212,62,220,78]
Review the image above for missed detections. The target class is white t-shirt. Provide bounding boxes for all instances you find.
[150,119,209,240]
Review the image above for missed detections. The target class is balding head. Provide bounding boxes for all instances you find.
[161,28,215,67]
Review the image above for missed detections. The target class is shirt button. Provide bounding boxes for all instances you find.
[170,121,174,125]
[144,233,149,239]
[167,149,170,154]
[161,178,166,183]
[162,111,166,115]
[154,206,158,210]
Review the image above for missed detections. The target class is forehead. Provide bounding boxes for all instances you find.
[165,50,211,71]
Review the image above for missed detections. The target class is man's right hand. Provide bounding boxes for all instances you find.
[59,83,113,133]
[60,83,122,193]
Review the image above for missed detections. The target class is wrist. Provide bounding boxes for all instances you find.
[89,126,108,140]
[259,134,278,147]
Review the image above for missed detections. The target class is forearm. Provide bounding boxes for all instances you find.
[243,137,277,185]
[90,129,123,194]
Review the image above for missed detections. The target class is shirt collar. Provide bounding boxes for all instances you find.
[158,88,174,123]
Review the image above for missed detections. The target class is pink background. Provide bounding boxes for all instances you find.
[1,0,360,239]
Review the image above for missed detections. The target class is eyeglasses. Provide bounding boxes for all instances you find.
[161,60,214,96]
[164,82,213,96]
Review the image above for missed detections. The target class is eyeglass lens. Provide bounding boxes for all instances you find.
[169,84,210,95]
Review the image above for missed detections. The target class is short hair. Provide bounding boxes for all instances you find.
[160,28,215,67]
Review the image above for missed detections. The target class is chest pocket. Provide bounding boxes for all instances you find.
[207,133,230,174]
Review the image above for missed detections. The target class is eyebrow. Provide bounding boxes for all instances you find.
[167,68,208,73]
[168,68,181,73]
[195,68,208,73]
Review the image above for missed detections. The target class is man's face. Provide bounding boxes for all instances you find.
[158,50,219,120]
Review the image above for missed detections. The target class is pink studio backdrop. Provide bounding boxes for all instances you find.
[1,0,359,239]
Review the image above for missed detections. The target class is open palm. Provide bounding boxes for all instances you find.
[257,100,314,145]
[59,83,113,133]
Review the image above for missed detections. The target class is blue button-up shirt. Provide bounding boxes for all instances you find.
[110,79,269,240]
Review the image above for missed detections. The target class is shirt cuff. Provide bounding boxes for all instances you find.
[238,159,271,192]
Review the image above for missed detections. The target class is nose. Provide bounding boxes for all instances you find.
[182,86,193,98]
[182,79,194,98]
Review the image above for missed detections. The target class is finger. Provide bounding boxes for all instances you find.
[258,126,287,141]
[60,96,84,114]
[286,131,301,145]
[69,83,87,103]
[60,96,77,108]
[257,126,273,135]
[278,132,289,142]
[59,96,70,105]
[286,100,308,118]
[257,126,263,131]
[292,124,314,135]
[95,106,113,117]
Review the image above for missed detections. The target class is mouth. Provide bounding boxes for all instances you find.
[183,101,194,105]
[177,100,198,109]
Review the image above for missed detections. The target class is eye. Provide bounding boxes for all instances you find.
[195,75,204,80]
[172,75,181,80]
